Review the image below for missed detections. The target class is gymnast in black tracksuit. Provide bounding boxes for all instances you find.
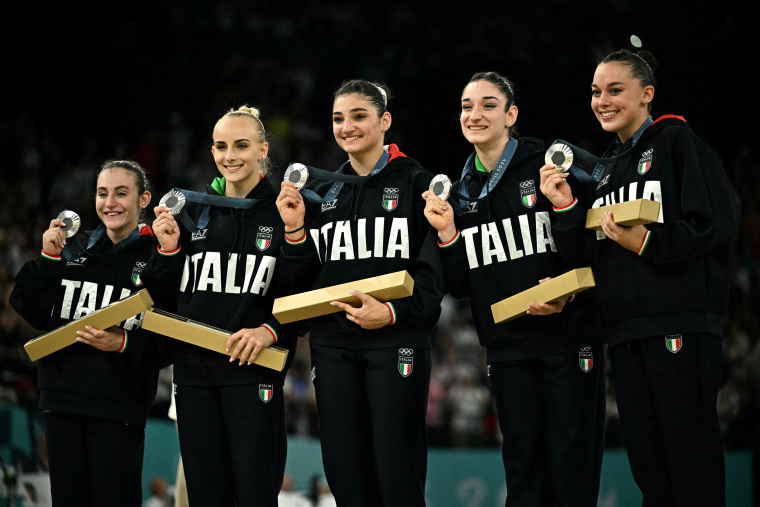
[277,80,445,507]
[540,50,739,507]
[10,160,164,507]
[144,107,298,507]
[424,72,605,507]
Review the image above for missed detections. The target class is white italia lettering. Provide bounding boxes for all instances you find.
[250,256,276,296]
[481,223,507,266]
[461,228,480,269]
[386,218,409,259]
[101,285,114,308]
[519,215,534,256]
[73,281,98,320]
[642,181,664,222]
[357,218,371,259]
[225,254,241,294]
[315,217,410,261]
[197,252,222,292]
[330,221,355,261]
[461,211,556,270]
[594,179,664,239]
[310,229,322,263]
[59,280,81,319]
[502,218,523,260]
[182,252,277,295]
[374,217,385,258]
[535,212,556,253]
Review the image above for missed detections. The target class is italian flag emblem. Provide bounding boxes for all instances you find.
[665,335,682,353]
[398,356,413,377]
[383,188,399,212]
[256,226,273,251]
[578,348,593,373]
[132,273,142,286]
[520,180,537,208]
[259,384,273,403]
[637,149,654,175]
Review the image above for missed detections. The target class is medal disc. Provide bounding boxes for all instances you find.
[545,143,574,173]
[159,190,186,215]
[284,163,309,189]
[56,210,81,238]
[429,174,452,200]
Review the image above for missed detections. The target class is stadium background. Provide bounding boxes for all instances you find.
[0,1,756,505]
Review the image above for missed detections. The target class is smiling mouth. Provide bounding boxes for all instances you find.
[104,211,123,216]
[344,135,362,141]
[468,125,488,131]
[225,164,243,171]
[600,111,618,119]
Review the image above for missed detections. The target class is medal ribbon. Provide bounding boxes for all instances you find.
[62,225,140,261]
[168,188,268,232]
[553,117,654,183]
[297,149,390,205]
[448,137,518,215]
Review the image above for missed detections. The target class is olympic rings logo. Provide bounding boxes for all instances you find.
[134,261,147,269]
[384,188,399,194]
[398,348,413,356]
[579,346,591,351]
[519,180,535,189]
[259,226,274,233]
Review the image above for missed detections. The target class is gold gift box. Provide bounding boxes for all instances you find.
[142,308,288,371]
[491,268,595,324]
[272,270,414,324]
[586,199,660,230]
[24,289,154,362]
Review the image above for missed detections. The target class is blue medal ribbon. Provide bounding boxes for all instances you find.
[298,149,391,205]
[62,224,140,261]
[449,137,518,215]
[168,188,268,232]
[553,117,654,183]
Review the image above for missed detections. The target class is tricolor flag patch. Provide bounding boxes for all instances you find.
[578,347,593,373]
[383,187,399,212]
[398,357,413,377]
[665,334,682,353]
[259,384,273,403]
[638,149,653,175]
[520,180,537,208]
[256,226,273,251]
[132,261,146,287]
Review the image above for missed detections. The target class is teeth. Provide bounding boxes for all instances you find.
[345,136,361,141]
[469,126,487,130]
[601,112,617,118]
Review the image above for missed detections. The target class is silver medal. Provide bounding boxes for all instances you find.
[429,174,452,200]
[545,143,574,173]
[159,190,186,215]
[56,210,81,238]
[284,163,309,189]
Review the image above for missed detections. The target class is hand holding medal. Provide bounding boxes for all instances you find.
[153,191,185,251]
[43,210,80,256]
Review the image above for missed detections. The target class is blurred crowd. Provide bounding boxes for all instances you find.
[1,0,756,491]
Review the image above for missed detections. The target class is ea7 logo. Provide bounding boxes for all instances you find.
[191,229,208,241]
[322,200,338,213]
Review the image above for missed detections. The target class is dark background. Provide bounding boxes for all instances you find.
[1,0,758,488]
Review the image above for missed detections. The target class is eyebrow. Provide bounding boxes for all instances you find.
[591,82,625,88]
[333,108,369,116]
[214,138,251,144]
[462,95,502,102]
[97,185,130,192]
